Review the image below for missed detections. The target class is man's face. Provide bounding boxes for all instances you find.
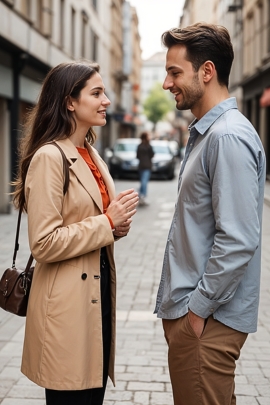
[163,45,204,112]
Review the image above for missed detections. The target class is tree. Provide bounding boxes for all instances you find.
[143,83,174,131]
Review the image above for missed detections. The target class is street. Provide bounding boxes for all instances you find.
[0,175,270,405]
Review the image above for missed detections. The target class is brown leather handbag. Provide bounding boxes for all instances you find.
[0,142,70,316]
[0,210,34,316]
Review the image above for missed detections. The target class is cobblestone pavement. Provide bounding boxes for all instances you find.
[0,177,269,405]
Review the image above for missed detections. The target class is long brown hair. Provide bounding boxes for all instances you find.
[140,132,150,145]
[162,22,234,88]
[12,61,100,211]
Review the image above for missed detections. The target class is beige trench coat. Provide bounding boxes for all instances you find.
[21,138,117,390]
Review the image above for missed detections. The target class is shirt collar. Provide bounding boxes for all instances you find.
[188,97,238,135]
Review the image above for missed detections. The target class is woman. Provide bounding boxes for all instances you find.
[12,61,139,405]
[136,132,154,205]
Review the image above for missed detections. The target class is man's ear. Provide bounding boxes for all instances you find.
[202,61,215,83]
[66,96,75,112]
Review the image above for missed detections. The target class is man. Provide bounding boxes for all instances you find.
[154,23,266,405]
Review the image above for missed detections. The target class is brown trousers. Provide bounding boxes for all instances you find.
[163,314,248,405]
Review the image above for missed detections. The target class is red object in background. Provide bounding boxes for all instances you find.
[260,88,270,107]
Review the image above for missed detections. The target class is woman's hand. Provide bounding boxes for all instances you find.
[106,189,139,228]
[113,218,132,238]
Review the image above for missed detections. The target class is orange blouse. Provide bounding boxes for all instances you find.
[76,147,114,229]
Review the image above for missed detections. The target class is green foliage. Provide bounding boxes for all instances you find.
[143,83,174,128]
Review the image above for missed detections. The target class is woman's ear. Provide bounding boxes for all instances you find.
[66,96,75,112]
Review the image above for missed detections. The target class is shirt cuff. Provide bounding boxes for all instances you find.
[104,213,115,231]
[188,288,220,318]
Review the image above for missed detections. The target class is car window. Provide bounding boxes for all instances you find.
[152,144,171,154]
[115,143,138,152]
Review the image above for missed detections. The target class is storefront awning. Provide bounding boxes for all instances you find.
[260,88,270,107]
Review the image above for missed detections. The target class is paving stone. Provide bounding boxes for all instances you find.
[256,384,270,397]
[150,391,173,405]
[0,368,23,381]
[6,385,45,399]
[127,382,164,392]
[134,391,150,404]
[257,398,270,405]
[235,384,259,396]
[1,400,45,405]
[236,396,260,405]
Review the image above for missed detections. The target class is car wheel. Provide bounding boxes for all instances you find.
[167,170,175,180]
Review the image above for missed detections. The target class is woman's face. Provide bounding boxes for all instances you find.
[69,73,111,128]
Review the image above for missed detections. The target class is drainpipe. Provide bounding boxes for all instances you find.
[9,52,28,181]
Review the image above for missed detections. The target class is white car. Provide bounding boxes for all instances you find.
[109,138,176,180]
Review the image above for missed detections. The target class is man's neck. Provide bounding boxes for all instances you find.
[192,87,230,120]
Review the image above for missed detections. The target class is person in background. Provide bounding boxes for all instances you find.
[154,23,266,405]
[12,61,139,405]
[136,131,154,206]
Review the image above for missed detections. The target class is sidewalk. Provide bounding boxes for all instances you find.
[264,180,270,207]
[0,179,269,404]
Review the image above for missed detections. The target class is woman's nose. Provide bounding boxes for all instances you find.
[102,95,111,106]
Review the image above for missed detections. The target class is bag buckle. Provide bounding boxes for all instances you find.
[22,274,28,296]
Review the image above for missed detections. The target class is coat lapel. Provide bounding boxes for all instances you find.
[55,138,105,213]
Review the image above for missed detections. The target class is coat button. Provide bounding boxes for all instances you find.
[81,273,87,280]
[91,299,98,303]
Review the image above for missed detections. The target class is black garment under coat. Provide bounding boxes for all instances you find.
[136,142,154,170]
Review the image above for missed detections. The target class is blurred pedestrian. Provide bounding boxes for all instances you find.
[136,131,154,205]
[12,61,139,405]
[155,23,266,405]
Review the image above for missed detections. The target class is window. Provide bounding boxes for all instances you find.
[42,0,52,37]
[91,30,98,61]
[60,0,65,48]
[20,0,30,17]
[71,7,76,57]
[81,11,88,58]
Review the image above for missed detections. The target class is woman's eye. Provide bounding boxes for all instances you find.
[93,92,100,97]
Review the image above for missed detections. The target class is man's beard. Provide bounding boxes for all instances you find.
[176,73,203,111]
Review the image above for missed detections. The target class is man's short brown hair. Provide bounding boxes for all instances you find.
[162,22,234,88]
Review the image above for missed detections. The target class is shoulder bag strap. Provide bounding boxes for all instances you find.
[52,141,70,195]
[12,142,70,272]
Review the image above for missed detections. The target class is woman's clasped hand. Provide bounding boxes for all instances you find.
[106,189,139,237]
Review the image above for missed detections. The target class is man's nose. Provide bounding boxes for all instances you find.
[163,76,173,90]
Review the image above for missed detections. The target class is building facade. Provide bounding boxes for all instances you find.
[180,0,270,177]
[0,0,142,213]
[241,0,270,177]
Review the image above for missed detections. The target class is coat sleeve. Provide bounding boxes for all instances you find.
[25,146,114,263]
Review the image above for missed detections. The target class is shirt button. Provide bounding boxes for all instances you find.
[210,308,214,312]
[81,273,87,280]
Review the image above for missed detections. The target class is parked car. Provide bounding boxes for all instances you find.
[109,138,176,180]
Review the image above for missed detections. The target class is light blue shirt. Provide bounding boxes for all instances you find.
[154,98,266,333]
